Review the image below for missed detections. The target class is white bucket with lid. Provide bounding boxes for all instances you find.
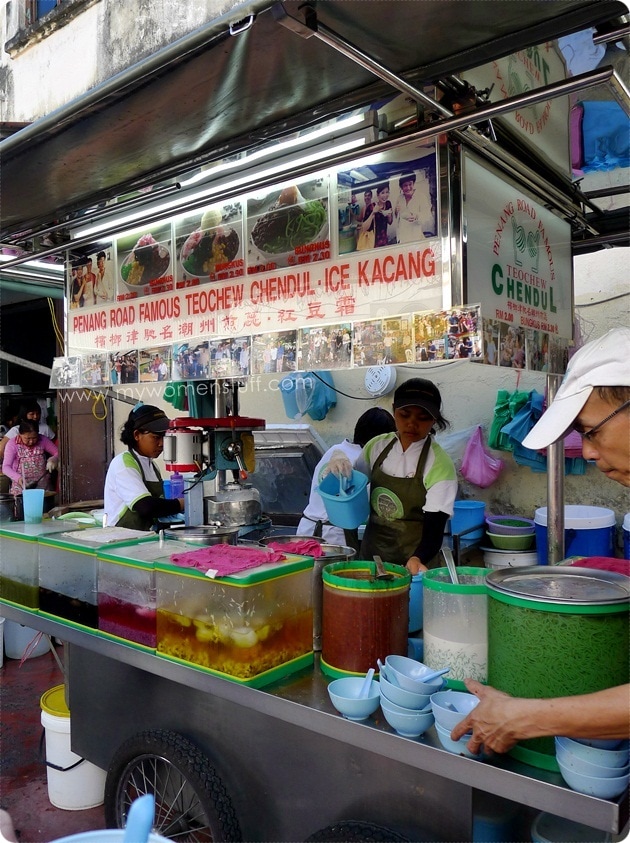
[40,685,106,810]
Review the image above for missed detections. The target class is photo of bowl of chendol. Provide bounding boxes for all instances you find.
[180,208,240,278]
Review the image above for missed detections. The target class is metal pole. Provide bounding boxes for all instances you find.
[546,374,565,565]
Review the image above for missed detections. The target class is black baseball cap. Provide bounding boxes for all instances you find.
[392,378,441,418]
[130,404,170,434]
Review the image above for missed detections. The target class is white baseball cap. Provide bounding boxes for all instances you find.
[523,327,630,450]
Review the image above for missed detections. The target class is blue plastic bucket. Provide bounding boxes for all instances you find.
[534,506,615,565]
[623,513,630,561]
[318,470,369,530]
[451,500,486,543]
[408,573,423,632]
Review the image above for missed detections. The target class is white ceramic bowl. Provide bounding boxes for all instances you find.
[430,690,480,731]
[327,677,380,722]
[555,736,630,771]
[557,757,630,798]
[379,697,435,738]
[379,674,431,710]
[556,742,628,779]
[434,722,480,759]
[384,656,445,694]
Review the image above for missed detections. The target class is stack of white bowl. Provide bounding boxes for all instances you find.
[555,736,629,798]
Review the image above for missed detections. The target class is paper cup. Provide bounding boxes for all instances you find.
[22,488,45,523]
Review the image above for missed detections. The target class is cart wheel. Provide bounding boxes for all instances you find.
[305,820,410,842]
[104,729,241,842]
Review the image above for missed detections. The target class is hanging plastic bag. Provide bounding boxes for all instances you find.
[460,426,504,488]
[279,371,337,421]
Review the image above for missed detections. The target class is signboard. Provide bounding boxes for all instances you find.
[464,151,573,340]
[66,141,445,356]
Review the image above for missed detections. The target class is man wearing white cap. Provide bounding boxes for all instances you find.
[452,326,630,754]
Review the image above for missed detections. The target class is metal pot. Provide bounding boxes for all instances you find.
[260,534,326,546]
[167,525,239,545]
[0,494,15,522]
[204,483,262,527]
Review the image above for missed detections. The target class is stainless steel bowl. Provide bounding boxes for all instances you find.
[168,525,239,545]
[203,496,262,528]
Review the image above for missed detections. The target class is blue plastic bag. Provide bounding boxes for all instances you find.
[279,371,337,421]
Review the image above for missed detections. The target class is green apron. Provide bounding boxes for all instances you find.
[116,450,164,532]
[360,435,431,566]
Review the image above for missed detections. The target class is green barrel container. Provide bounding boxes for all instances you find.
[486,566,629,771]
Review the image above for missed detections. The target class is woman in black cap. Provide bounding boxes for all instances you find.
[103,404,184,531]
[327,378,457,573]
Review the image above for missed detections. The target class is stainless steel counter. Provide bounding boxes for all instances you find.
[2,602,627,842]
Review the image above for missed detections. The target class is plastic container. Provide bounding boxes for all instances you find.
[40,685,107,810]
[3,620,50,659]
[97,535,187,649]
[624,513,630,561]
[22,488,45,523]
[318,470,369,530]
[451,500,486,545]
[155,552,314,687]
[530,811,611,842]
[534,506,615,565]
[487,566,629,771]
[422,567,488,688]
[0,520,84,609]
[169,472,185,498]
[321,560,410,678]
[38,526,148,628]
[0,616,3,667]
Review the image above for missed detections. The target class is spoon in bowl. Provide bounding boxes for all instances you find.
[359,668,375,698]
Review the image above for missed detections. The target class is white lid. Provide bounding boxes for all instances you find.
[534,505,616,529]
[624,513,630,531]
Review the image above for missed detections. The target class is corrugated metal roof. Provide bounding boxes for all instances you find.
[0,0,626,242]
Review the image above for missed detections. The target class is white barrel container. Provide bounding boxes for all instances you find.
[40,685,106,810]
[483,548,539,570]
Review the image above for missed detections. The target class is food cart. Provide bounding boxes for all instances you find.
[1,0,629,839]
[0,599,628,842]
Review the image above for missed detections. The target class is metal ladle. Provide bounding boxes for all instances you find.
[441,547,459,584]
[374,555,394,581]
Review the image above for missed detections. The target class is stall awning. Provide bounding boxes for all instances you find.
[1,0,627,246]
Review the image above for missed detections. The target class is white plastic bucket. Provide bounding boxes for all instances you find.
[483,548,539,570]
[3,621,50,659]
[534,506,615,564]
[40,685,106,810]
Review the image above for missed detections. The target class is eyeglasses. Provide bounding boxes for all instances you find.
[574,399,630,442]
